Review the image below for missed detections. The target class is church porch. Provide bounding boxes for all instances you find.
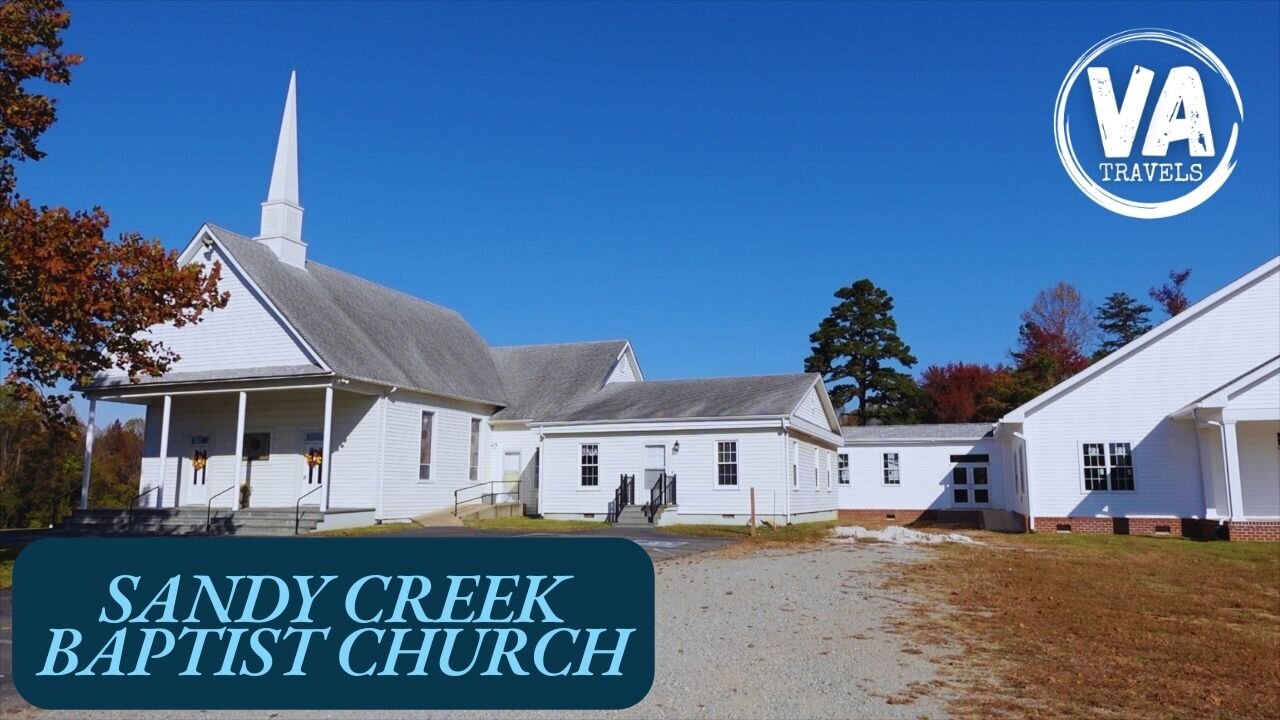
[82,380,381,517]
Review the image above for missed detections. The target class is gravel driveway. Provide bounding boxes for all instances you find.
[12,542,947,720]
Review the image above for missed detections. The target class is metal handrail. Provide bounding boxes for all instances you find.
[644,473,677,523]
[206,486,235,533]
[48,486,81,529]
[453,479,521,516]
[127,486,160,532]
[607,474,635,523]
[295,485,323,535]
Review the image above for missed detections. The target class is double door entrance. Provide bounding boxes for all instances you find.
[950,453,990,507]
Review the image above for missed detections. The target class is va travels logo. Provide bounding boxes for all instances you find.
[1053,29,1243,219]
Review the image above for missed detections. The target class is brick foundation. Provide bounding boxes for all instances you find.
[837,508,994,528]
[1032,516,1260,541]
[1225,520,1280,542]
[838,509,936,524]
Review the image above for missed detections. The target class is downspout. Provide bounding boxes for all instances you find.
[780,418,792,525]
[1012,431,1033,532]
[1206,420,1233,522]
[537,426,545,516]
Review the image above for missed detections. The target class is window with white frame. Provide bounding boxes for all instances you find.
[580,444,599,487]
[468,418,481,481]
[882,452,900,485]
[1082,442,1134,491]
[418,411,434,481]
[824,451,832,489]
[791,441,798,489]
[717,441,738,486]
[1014,446,1025,494]
[838,453,850,484]
[813,448,819,489]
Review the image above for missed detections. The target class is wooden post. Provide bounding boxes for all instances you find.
[232,391,247,510]
[155,394,172,509]
[79,397,97,509]
[321,386,334,512]
[749,486,757,536]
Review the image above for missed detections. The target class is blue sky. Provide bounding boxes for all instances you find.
[16,1,1280,423]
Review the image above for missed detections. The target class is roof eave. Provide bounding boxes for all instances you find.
[1000,256,1280,422]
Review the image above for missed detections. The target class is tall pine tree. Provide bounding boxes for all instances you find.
[804,279,918,426]
[1094,292,1153,358]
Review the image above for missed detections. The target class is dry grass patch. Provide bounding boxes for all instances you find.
[461,516,601,532]
[310,521,423,537]
[659,520,838,545]
[891,533,1280,719]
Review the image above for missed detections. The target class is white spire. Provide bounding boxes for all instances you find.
[256,70,306,268]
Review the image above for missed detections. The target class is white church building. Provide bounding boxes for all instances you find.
[835,255,1280,542]
[81,75,1280,539]
[81,73,845,530]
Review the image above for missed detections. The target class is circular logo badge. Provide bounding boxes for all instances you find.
[1053,29,1243,219]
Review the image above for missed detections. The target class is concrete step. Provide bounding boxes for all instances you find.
[56,507,325,536]
[456,502,523,521]
[614,506,653,526]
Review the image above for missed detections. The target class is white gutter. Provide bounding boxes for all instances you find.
[1012,431,1033,531]
[1206,420,1234,521]
[537,427,546,515]
[781,418,792,525]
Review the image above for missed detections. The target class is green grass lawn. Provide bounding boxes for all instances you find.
[461,516,602,532]
[0,545,18,591]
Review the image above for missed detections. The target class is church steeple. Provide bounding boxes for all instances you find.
[256,71,306,268]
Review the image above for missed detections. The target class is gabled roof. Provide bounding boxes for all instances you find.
[1002,255,1280,423]
[489,340,631,421]
[201,225,508,406]
[842,423,996,442]
[1171,355,1280,418]
[535,373,825,424]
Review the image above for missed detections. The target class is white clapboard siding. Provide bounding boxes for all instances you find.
[539,428,796,520]
[786,435,839,518]
[491,426,542,513]
[105,247,317,383]
[1237,421,1280,517]
[836,440,1006,511]
[379,390,494,520]
[1024,265,1279,519]
[605,349,638,384]
[139,389,378,510]
[792,385,829,428]
[1229,368,1280,410]
[327,393,380,510]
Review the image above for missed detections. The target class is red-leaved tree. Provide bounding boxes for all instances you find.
[0,0,228,420]
[1150,268,1192,317]
[919,362,1012,423]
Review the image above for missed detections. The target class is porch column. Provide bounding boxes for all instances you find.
[232,391,247,511]
[79,397,97,509]
[321,386,333,512]
[156,394,172,509]
[1222,421,1246,520]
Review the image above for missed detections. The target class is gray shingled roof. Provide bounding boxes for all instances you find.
[490,341,628,421]
[202,226,508,405]
[841,423,995,441]
[538,373,822,423]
